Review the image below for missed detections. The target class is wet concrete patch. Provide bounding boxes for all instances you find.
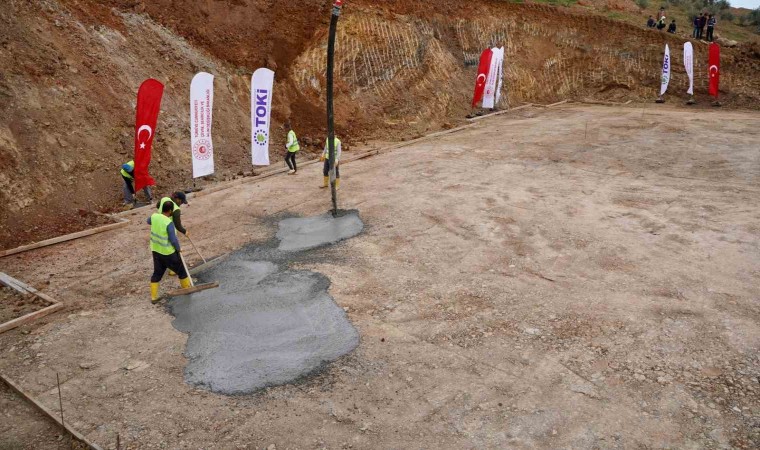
[168,211,363,395]
[277,212,364,252]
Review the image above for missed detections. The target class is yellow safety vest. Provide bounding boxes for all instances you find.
[120,160,135,180]
[157,197,179,215]
[287,130,300,153]
[150,213,175,256]
[322,137,341,162]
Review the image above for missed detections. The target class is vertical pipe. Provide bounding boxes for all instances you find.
[327,1,343,217]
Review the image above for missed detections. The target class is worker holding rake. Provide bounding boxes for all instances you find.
[147,201,191,303]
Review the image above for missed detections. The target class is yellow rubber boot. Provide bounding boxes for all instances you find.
[150,283,160,303]
[179,277,192,289]
[168,269,176,277]
[321,176,329,188]
[335,178,340,190]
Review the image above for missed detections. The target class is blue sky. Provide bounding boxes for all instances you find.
[731,0,760,9]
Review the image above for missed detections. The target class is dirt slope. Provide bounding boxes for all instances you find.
[1,0,759,249]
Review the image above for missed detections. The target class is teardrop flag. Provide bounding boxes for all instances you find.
[659,44,670,97]
[472,49,493,108]
[134,79,164,192]
[683,42,694,96]
[708,43,720,98]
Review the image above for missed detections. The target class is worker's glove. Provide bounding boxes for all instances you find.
[184,231,190,238]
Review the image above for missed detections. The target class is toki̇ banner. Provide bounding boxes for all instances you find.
[251,68,275,166]
[708,43,720,98]
[134,79,164,192]
[660,44,670,97]
[190,72,215,178]
[471,49,493,108]
[683,42,694,96]
[483,47,504,109]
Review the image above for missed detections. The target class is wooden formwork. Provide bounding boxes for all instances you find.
[0,272,64,334]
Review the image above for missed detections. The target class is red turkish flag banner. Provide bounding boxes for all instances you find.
[471,49,493,108]
[134,79,164,192]
[708,43,720,98]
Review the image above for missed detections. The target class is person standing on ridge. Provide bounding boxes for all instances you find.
[284,122,300,175]
[693,15,701,38]
[320,136,342,190]
[147,201,191,303]
[647,16,655,28]
[121,160,153,206]
[699,13,707,39]
[706,14,716,42]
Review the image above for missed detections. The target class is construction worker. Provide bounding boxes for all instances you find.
[320,136,341,189]
[284,122,300,175]
[156,192,189,237]
[147,201,191,303]
[121,160,153,206]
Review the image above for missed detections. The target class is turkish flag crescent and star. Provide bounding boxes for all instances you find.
[471,49,493,108]
[133,79,164,192]
[708,43,720,98]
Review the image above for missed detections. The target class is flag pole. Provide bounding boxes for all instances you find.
[326,0,343,217]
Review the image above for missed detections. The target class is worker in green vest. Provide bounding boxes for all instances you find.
[121,160,153,206]
[320,136,341,189]
[156,192,189,277]
[156,192,189,237]
[147,201,191,303]
[284,122,300,175]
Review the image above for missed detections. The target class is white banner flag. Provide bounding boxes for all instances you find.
[190,72,215,178]
[660,44,671,97]
[482,47,504,109]
[251,68,275,166]
[683,42,694,96]
[494,47,505,107]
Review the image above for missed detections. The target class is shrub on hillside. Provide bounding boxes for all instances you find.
[721,11,734,22]
[636,0,649,9]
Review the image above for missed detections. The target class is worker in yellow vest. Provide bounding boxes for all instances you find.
[147,201,191,303]
[284,122,300,175]
[156,192,189,278]
[121,160,153,206]
[320,136,341,189]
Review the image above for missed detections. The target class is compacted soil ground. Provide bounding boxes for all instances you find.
[0,104,758,449]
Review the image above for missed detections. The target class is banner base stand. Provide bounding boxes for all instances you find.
[655,98,665,104]
[712,101,722,107]
[686,98,696,105]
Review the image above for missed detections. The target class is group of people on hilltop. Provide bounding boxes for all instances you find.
[693,13,717,41]
[646,7,716,42]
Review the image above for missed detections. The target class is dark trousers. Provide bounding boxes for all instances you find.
[706,26,714,41]
[151,251,187,283]
[700,27,705,39]
[323,159,340,178]
[285,152,297,171]
[693,27,700,38]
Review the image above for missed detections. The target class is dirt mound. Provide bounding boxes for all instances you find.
[1,0,758,249]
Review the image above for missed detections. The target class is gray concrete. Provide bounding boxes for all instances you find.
[277,212,364,252]
[168,213,363,395]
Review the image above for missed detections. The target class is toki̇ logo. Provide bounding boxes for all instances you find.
[254,88,269,146]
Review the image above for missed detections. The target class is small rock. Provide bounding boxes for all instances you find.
[79,362,96,370]
[266,445,276,450]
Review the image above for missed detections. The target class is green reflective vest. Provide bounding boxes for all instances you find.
[322,137,342,162]
[287,130,300,153]
[150,213,175,256]
[120,160,135,180]
[157,197,179,215]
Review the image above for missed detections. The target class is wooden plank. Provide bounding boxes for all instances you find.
[0,272,63,334]
[0,302,64,334]
[0,374,103,450]
[467,103,534,122]
[0,220,129,258]
[547,99,569,108]
[164,282,220,299]
[189,254,230,275]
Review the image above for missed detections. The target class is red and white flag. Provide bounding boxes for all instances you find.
[133,79,164,192]
[190,72,215,178]
[471,49,493,108]
[708,43,720,98]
